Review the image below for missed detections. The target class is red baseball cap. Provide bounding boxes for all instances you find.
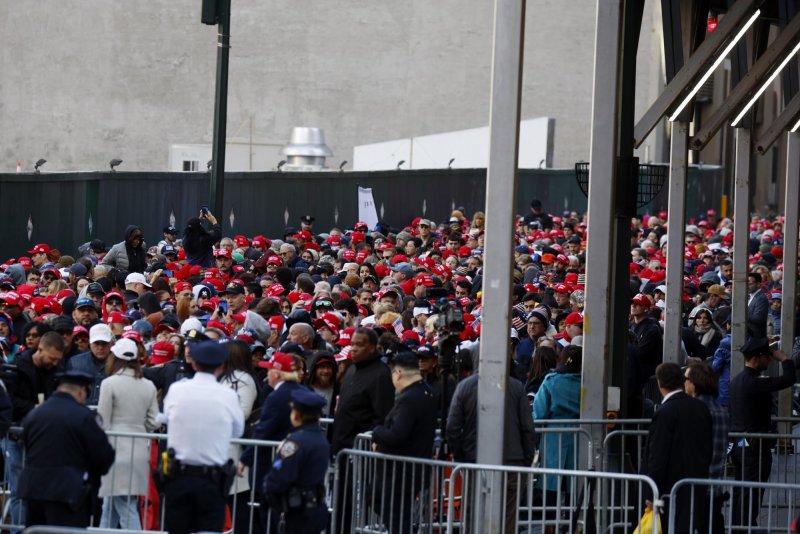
[416,273,435,287]
[266,255,282,266]
[150,340,175,365]
[565,312,583,326]
[356,249,370,264]
[72,325,89,338]
[258,352,296,371]
[252,236,271,249]
[27,244,50,255]
[267,282,286,297]
[268,315,284,332]
[121,330,143,344]
[174,281,192,294]
[106,312,131,325]
[326,235,342,247]
[553,283,571,294]
[342,249,356,261]
[0,292,23,307]
[631,293,652,309]
[214,248,232,259]
[233,235,250,248]
[336,327,355,347]
[17,257,32,269]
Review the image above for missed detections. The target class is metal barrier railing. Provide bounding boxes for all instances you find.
[1,429,281,534]
[668,478,800,534]
[331,448,460,534]
[446,462,662,534]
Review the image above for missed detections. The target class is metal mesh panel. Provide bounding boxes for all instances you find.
[574,162,668,208]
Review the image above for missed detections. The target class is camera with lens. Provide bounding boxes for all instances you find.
[432,298,465,335]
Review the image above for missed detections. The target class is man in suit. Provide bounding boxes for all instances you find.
[642,363,712,534]
[747,272,769,338]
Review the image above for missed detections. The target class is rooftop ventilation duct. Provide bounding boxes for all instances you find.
[280,127,333,171]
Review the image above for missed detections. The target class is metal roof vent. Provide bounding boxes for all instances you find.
[281,127,333,171]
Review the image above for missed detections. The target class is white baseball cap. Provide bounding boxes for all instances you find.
[89,323,114,344]
[111,338,138,361]
[125,272,152,288]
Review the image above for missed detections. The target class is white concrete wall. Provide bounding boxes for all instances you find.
[0,0,665,172]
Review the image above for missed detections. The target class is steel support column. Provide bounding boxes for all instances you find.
[779,132,800,432]
[476,0,525,530]
[731,128,751,378]
[581,0,622,467]
[663,122,689,363]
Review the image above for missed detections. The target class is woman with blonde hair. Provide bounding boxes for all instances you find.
[98,338,160,530]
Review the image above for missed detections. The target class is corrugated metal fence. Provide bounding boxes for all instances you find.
[0,166,726,260]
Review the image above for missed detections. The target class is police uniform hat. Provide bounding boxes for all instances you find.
[299,215,315,225]
[392,351,420,370]
[290,389,326,415]
[190,340,229,365]
[740,337,770,357]
[163,225,178,235]
[56,370,95,387]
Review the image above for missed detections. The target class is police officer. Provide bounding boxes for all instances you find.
[18,370,115,527]
[264,388,330,534]
[161,340,244,534]
[371,351,437,534]
[730,336,795,527]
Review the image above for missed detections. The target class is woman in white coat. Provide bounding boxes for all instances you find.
[97,338,160,530]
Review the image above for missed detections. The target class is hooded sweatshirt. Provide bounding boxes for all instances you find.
[101,225,147,272]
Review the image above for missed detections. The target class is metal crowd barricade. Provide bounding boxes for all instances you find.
[0,429,282,534]
[446,462,661,534]
[668,478,800,534]
[535,426,594,470]
[331,448,460,534]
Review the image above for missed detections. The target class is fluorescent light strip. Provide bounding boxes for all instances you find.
[669,10,761,122]
[732,39,800,126]
[790,115,800,133]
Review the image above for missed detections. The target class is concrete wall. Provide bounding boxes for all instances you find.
[1,0,665,173]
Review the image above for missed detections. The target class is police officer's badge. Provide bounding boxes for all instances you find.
[278,440,298,459]
[95,414,105,428]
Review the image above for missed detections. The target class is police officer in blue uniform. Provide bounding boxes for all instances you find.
[18,370,115,527]
[264,388,330,534]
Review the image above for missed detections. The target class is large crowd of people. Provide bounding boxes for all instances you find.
[0,200,794,532]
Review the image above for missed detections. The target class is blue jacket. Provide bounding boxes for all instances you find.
[66,351,107,406]
[241,381,309,484]
[532,371,581,490]
[711,335,731,407]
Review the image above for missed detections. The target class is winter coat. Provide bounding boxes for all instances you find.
[711,335,731,407]
[101,225,147,273]
[532,371,581,490]
[97,368,159,497]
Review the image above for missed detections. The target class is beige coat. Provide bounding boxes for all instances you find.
[220,370,258,495]
[97,368,160,497]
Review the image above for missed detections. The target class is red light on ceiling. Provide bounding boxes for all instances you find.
[708,17,718,33]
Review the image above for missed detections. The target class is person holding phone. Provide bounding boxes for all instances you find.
[183,208,221,268]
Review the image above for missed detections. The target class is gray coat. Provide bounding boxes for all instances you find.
[97,369,159,497]
[446,373,536,465]
[101,241,130,271]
